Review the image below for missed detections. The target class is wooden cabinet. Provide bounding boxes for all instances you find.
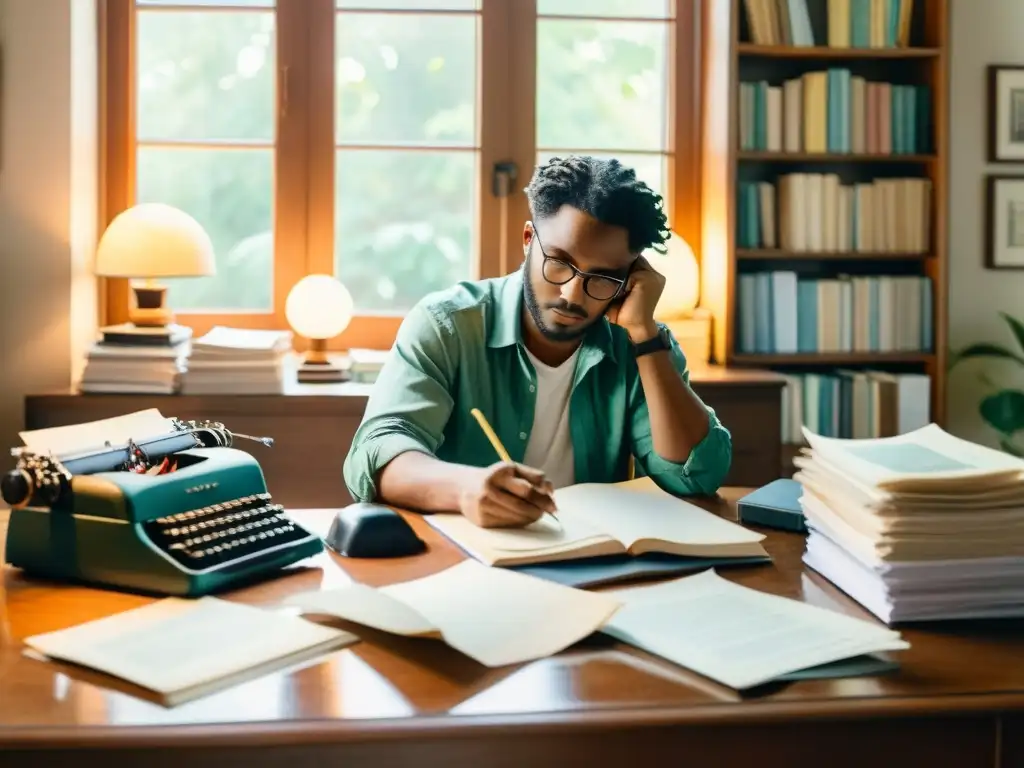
[23,366,784,508]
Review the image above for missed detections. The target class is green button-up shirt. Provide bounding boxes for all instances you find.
[343,268,732,502]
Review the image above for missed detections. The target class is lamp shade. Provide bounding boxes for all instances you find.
[650,231,700,319]
[95,203,216,278]
[285,274,354,340]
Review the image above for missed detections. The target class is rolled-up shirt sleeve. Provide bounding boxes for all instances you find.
[343,300,458,502]
[627,329,733,496]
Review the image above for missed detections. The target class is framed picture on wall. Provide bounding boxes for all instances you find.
[985,175,1024,269]
[988,65,1024,162]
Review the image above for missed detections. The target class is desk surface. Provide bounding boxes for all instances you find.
[1,491,1023,752]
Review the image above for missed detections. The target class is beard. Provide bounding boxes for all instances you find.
[522,254,595,342]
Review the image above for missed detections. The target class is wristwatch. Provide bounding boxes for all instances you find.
[632,325,671,358]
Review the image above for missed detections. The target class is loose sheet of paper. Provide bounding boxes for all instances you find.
[19,408,176,455]
[601,569,908,690]
[287,560,621,667]
[24,597,354,699]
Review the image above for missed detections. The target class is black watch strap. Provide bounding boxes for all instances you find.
[632,326,670,358]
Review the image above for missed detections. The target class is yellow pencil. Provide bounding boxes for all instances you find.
[470,407,560,525]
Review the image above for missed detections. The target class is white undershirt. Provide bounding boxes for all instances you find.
[521,347,579,489]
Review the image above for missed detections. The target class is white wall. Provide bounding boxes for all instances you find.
[0,0,98,450]
[947,0,1024,447]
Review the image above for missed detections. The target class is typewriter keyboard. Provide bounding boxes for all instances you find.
[143,493,311,570]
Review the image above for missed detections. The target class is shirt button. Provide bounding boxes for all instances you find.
[529,385,536,393]
[519,432,527,440]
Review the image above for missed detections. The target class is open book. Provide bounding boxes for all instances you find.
[601,569,910,690]
[286,559,621,667]
[22,597,356,706]
[425,477,769,568]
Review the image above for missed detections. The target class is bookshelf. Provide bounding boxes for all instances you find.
[700,0,948,473]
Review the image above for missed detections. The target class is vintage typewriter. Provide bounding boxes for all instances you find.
[1,413,323,596]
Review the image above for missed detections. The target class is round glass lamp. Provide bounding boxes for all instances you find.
[285,274,354,382]
[94,203,216,328]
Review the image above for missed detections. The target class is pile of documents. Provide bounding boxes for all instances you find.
[79,324,191,394]
[794,424,1024,623]
[181,326,293,395]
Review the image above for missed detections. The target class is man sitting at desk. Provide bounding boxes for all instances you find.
[343,155,731,528]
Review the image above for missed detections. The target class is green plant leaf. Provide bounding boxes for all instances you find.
[1001,312,1024,357]
[949,343,1024,369]
[1000,437,1024,457]
[979,390,1024,435]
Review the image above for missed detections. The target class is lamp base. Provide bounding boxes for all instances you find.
[297,339,349,383]
[129,283,174,328]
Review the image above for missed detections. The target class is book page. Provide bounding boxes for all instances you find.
[426,510,611,555]
[555,478,766,555]
[601,570,908,690]
[24,597,354,699]
[288,560,621,667]
[19,409,175,455]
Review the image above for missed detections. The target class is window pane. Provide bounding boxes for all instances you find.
[338,0,477,8]
[538,0,669,18]
[335,150,475,313]
[336,13,476,145]
[137,11,275,142]
[537,20,668,151]
[137,148,274,311]
[536,151,666,202]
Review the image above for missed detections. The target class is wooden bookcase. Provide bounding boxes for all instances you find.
[700,0,948,469]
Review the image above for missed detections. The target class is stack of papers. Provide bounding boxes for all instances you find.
[182,326,293,394]
[794,424,1024,623]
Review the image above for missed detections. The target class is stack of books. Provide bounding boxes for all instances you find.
[181,326,293,395]
[794,424,1024,624]
[79,324,191,394]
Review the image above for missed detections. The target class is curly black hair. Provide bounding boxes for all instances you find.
[523,155,670,254]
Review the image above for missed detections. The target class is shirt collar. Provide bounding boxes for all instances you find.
[487,267,618,364]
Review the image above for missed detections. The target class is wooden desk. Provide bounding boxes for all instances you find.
[25,366,785,508]
[2,493,1022,768]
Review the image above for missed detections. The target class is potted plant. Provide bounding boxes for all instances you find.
[949,311,1024,456]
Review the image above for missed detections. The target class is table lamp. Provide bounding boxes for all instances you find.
[94,203,216,328]
[285,274,354,383]
[649,232,711,366]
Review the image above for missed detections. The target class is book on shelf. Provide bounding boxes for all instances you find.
[743,0,915,49]
[780,370,930,443]
[737,175,931,253]
[737,271,931,354]
[739,73,930,155]
[425,477,770,568]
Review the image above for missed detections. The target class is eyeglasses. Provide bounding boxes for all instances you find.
[530,224,627,302]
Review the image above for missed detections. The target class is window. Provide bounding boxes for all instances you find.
[101,0,700,348]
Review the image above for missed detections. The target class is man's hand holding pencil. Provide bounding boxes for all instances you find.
[461,408,560,529]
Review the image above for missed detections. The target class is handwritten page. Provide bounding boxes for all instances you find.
[23,597,355,705]
[601,570,908,690]
[287,560,621,667]
[19,408,176,455]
